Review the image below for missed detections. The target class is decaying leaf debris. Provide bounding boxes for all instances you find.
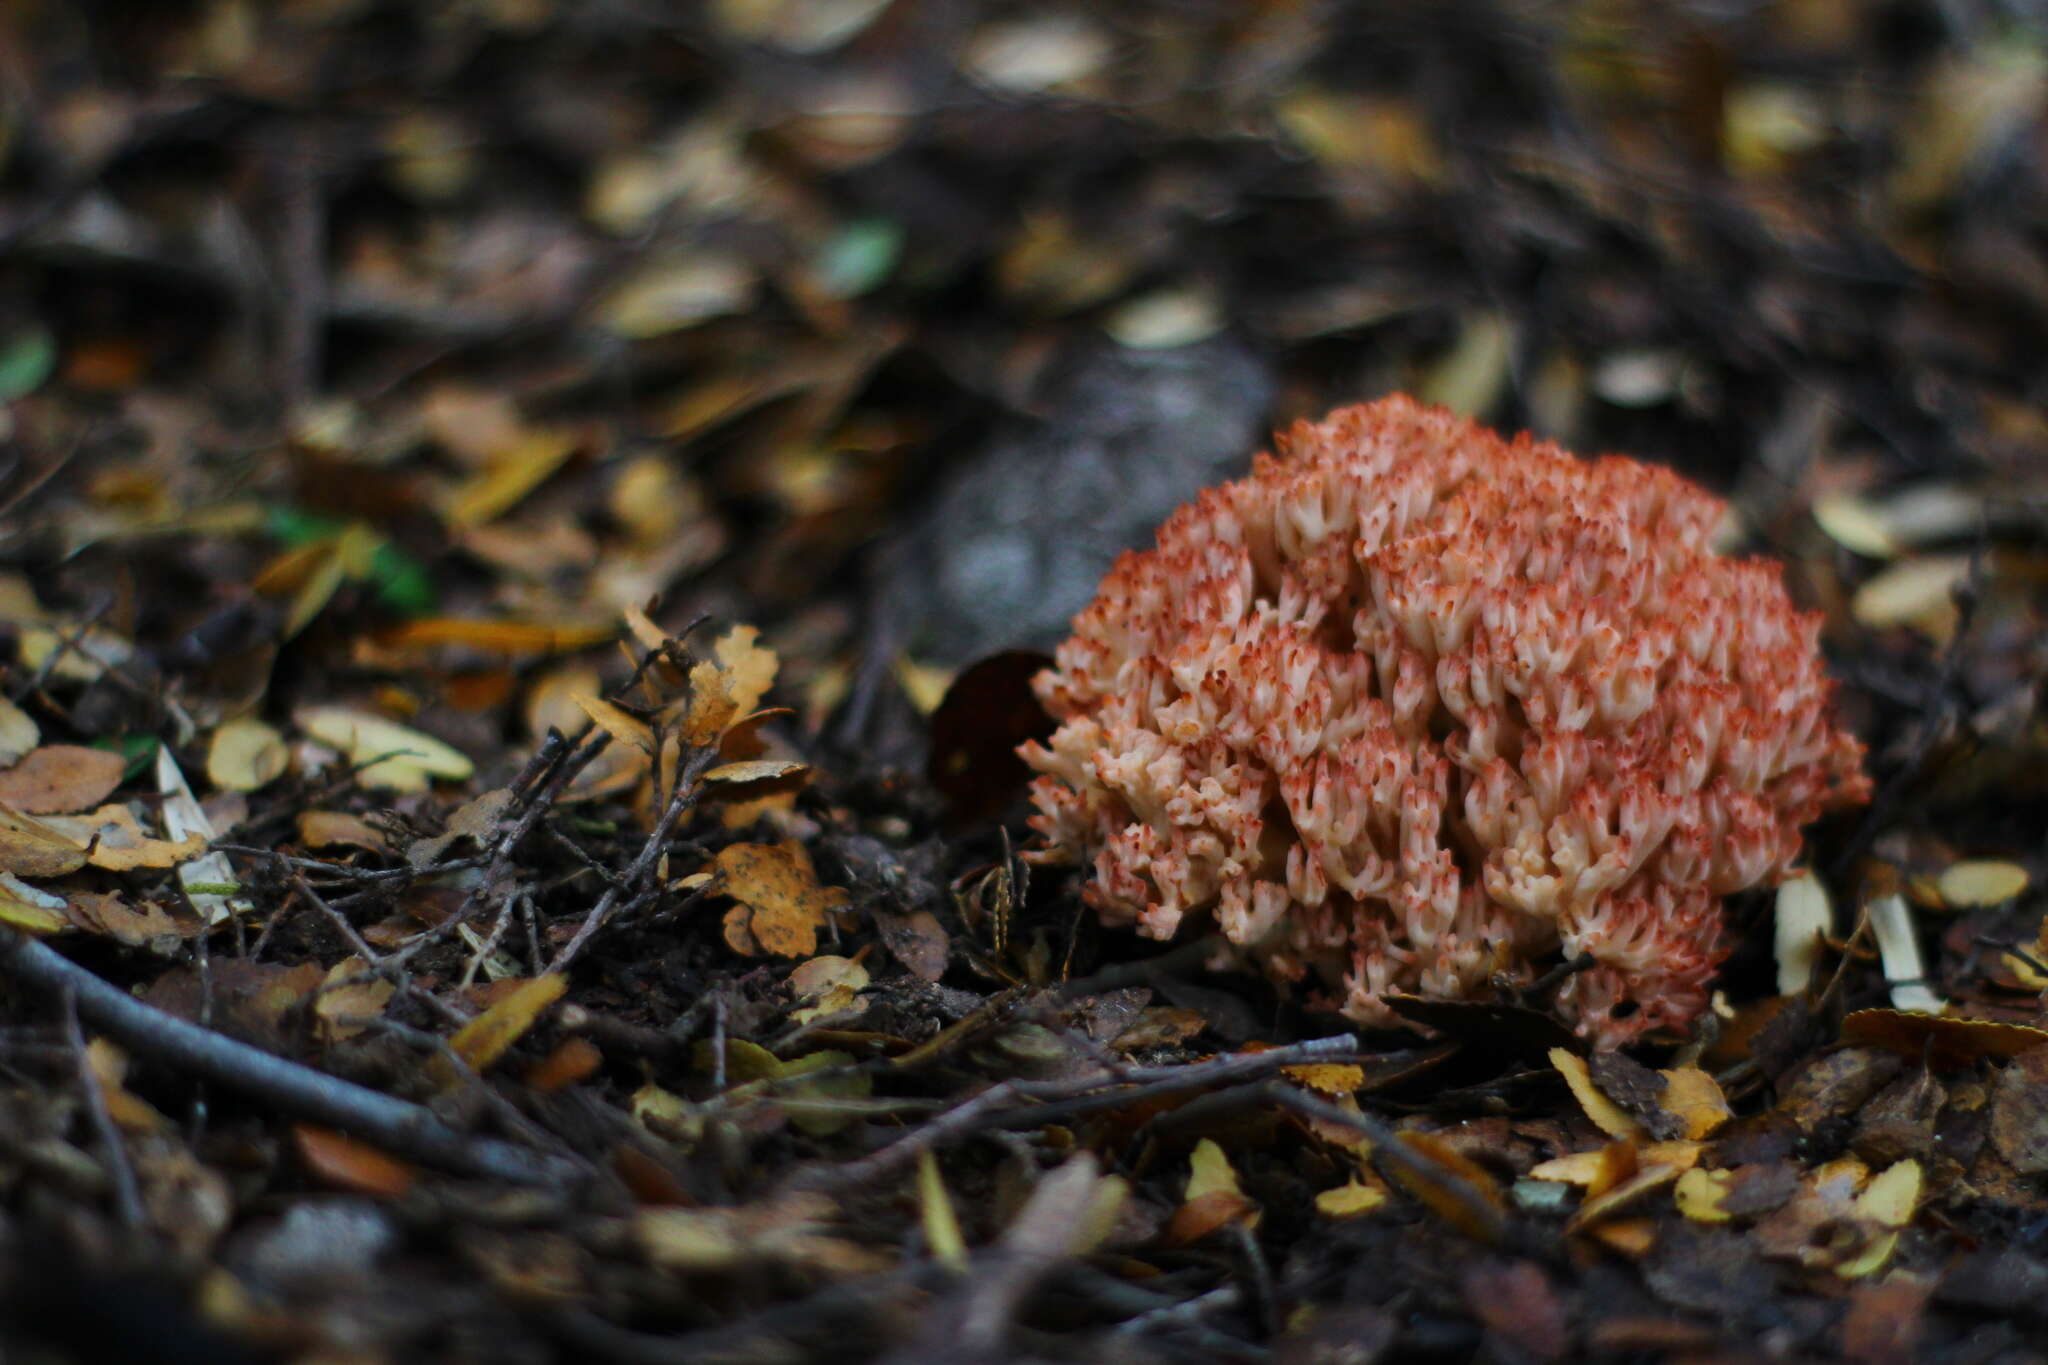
[2,3,2048,1363]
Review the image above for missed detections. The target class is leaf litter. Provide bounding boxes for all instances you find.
[1,3,2047,1363]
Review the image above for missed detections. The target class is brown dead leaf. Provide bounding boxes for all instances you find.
[65,891,190,949]
[714,840,849,958]
[296,810,392,855]
[1842,1009,2048,1071]
[40,803,206,871]
[314,956,395,1043]
[1989,1047,2048,1174]
[0,745,125,813]
[0,804,89,877]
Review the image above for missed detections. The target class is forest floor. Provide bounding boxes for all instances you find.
[1,3,2047,1363]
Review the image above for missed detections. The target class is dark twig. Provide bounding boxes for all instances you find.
[783,1036,1361,1197]
[1,929,580,1186]
[62,987,145,1229]
[548,743,720,973]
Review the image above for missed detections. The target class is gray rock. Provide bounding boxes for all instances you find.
[892,334,1274,664]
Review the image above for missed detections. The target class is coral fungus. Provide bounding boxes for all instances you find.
[1020,396,1870,1047]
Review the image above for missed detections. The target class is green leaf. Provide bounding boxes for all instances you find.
[0,326,56,401]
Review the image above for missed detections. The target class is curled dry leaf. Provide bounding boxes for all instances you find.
[0,744,125,813]
[40,802,207,871]
[296,705,476,793]
[1550,1048,1647,1141]
[206,717,289,793]
[0,804,91,877]
[406,787,515,869]
[573,693,656,756]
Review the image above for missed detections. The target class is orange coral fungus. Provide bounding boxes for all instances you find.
[1020,396,1869,1048]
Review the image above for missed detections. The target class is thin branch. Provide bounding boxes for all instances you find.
[63,987,144,1229]
[0,929,580,1187]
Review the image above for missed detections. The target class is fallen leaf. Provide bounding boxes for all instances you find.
[39,802,206,871]
[297,705,475,793]
[447,974,568,1073]
[1166,1138,1261,1244]
[1551,1047,1647,1140]
[0,745,125,813]
[572,694,657,756]
[296,810,392,854]
[0,804,89,877]
[1840,1009,2048,1069]
[1837,1160,1922,1279]
[445,426,580,528]
[788,954,870,1024]
[0,872,69,933]
[714,625,778,717]
[917,1148,969,1271]
[293,1124,417,1198]
[0,696,39,765]
[1316,1178,1391,1219]
[1674,1167,1736,1223]
[206,718,289,793]
[314,957,395,1043]
[526,1036,604,1093]
[159,746,251,921]
[714,840,850,958]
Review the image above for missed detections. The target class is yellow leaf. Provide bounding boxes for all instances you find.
[714,841,849,959]
[1937,860,2030,909]
[1316,1178,1390,1219]
[1657,1067,1733,1141]
[297,705,475,793]
[1549,1048,1647,1141]
[572,693,658,757]
[39,803,206,871]
[207,717,289,793]
[703,758,807,785]
[918,1149,969,1271]
[0,695,40,765]
[714,625,779,717]
[1835,1159,1922,1280]
[448,975,568,1072]
[314,957,395,1043]
[1674,1166,1734,1223]
[0,804,89,877]
[444,426,579,528]
[0,884,68,933]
